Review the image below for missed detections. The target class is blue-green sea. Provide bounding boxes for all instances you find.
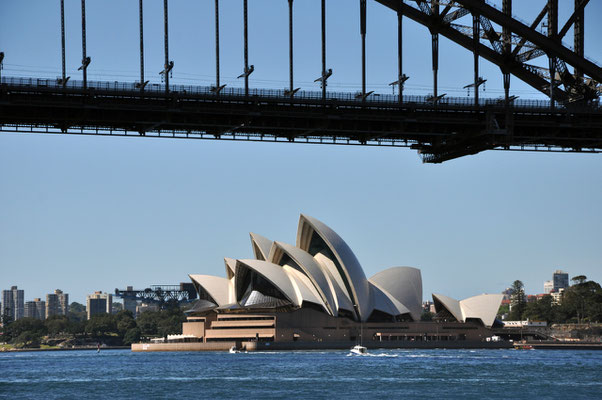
[1,349,601,399]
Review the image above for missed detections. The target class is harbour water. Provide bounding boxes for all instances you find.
[1,349,601,399]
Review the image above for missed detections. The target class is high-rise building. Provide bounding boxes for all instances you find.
[553,270,569,291]
[2,286,24,321]
[544,280,554,294]
[86,291,112,320]
[46,289,69,317]
[25,298,46,320]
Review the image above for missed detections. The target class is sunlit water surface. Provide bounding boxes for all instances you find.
[1,349,601,399]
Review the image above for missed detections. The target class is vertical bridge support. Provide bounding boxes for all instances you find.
[502,0,511,104]
[162,0,172,94]
[79,0,89,89]
[60,0,67,86]
[138,0,146,91]
[573,0,584,81]
[473,11,480,106]
[397,6,404,103]
[430,0,439,101]
[360,0,367,99]
[288,0,294,95]
[547,0,558,109]
[214,0,221,92]
[244,0,249,96]
[321,0,327,100]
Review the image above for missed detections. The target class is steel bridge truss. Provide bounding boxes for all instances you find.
[376,0,602,105]
[1,0,602,163]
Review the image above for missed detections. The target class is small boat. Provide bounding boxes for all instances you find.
[229,346,240,353]
[350,344,368,355]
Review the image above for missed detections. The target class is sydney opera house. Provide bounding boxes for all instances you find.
[168,214,503,349]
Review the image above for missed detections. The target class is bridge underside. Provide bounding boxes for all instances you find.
[1,81,601,163]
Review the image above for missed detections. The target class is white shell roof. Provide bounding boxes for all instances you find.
[249,232,272,261]
[296,214,372,322]
[235,259,299,306]
[370,267,423,321]
[433,293,504,327]
[369,283,412,317]
[283,266,328,313]
[432,293,464,322]
[188,274,230,307]
[269,241,338,316]
[224,257,237,279]
[460,294,504,328]
[314,252,355,314]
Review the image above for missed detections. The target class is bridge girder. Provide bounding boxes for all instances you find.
[375,0,600,102]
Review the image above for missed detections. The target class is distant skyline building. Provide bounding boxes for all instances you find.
[544,280,554,294]
[86,291,112,320]
[2,286,24,321]
[46,289,69,317]
[553,270,569,292]
[25,298,46,320]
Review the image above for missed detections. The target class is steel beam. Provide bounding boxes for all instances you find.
[452,0,602,84]
[139,0,145,91]
[375,0,568,100]
[548,0,557,108]
[163,0,169,93]
[502,0,511,104]
[60,0,66,86]
[321,0,327,100]
[397,5,403,103]
[431,0,439,100]
[360,0,367,98]
[288,0,294,94]
[573,0,585,80]
[473,12,479,106]
[243,0,249,96]
[80,0,87,89]
[215,0,221,91]
[558,0,588,40]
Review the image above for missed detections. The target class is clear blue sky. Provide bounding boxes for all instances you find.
[1,0,601,304]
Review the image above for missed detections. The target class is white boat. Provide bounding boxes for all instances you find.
[350,344,368,355]
[229,346,240,353]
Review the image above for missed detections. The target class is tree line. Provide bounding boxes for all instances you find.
[0,303,187,349]
[506,275,602,323]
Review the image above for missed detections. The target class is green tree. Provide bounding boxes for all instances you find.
[13,331,42,348]
[45,315,71,335]
[523,295,555,323]
[85,314,118,338]
[68,302,87,322]
[123,327,141,345]
[116,310,136,336]
[509,280,526,320]
[420,311,434,321]
[571,275,587,285]
[3,318,47,343]
[136,311,159,336]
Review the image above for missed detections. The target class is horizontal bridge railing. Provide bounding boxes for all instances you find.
[2,76,600,112]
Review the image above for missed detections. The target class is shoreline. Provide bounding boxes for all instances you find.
[0,346,130,353]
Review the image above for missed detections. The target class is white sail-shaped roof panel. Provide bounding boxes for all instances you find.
[223,258,237,303]
[460,294,504,328]
[283,266,328,313]
[369,267,423,321]
[189,274,230,307]
[432,293,463,322]
[296,214,371,321]
[235,259,300,306]
[314,252,355,314]
[369,283,412,318]
[249,232,273,261]
[269,241,337,316]
[224,257,237,279]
